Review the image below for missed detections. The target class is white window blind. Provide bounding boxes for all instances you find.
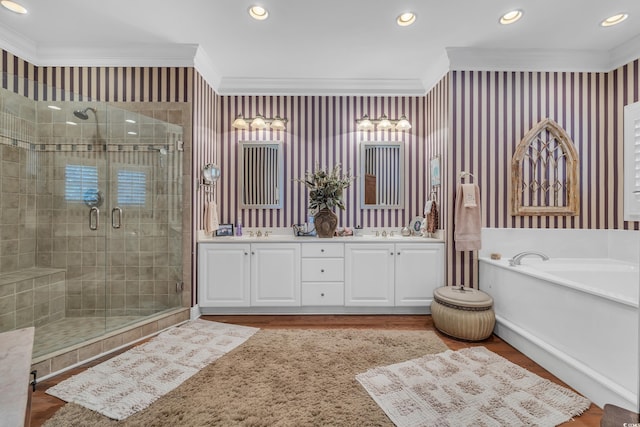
[65,165,98,202]
[117,170,146,205]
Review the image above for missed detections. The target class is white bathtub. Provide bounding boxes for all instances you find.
[480,257,639,412]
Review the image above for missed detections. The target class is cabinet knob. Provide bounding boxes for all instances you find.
[397,252,401,255]
[320,269,325,273]
[251,251,255,255]
[320,249,325,253]
[390,252,394,255]
[321,293,325,297]
[244,252,248,255]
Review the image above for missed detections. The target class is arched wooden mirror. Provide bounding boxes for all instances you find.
[511,118,579,216]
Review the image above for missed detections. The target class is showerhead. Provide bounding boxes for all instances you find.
[73,107,97,120]
[148,145,168,155]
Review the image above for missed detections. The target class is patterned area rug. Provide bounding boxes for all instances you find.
[356,346,591,427]
[46,320,258,420]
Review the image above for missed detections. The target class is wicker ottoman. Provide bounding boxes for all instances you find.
[431,286,495,341]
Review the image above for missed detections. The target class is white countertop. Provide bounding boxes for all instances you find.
[197,229,444,243]
[0,327,34,427]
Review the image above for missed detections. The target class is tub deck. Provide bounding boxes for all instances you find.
[480,257,639,412]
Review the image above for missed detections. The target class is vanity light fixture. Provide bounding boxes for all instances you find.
[499,9,523,25]
[270,116,286,131]
[396,12,416,27]
[232,114,289,131]
[249,5,269,20]
[356,114,412,131]
[601,13,628,27]
[376,114,393,131]
[47,105,61,111]
[250,114,267,130]
[395,115,412,131]
[1,0,27,14]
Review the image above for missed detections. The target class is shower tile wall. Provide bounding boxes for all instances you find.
[0,89,37,273]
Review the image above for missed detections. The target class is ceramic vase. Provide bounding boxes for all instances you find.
[314,209,338,238]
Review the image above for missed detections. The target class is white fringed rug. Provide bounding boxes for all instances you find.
[356,346,591,427]
[46,319,258,420]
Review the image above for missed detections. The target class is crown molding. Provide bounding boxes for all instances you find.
[421,51,450,94]
[1,17,638,98]
[216,77,426,96]
[193,46,222,90]
[35,43,199,67]
[609,34,640,70]
[446,47,614,72]
[0,24,38,64]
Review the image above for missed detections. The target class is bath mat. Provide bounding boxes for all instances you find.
[45,319,258,421]
[43,328,449,426]
[356,346,591,427]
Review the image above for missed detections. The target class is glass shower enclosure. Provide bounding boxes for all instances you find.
[0,76,184,358]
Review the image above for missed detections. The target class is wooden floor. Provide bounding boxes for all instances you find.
[30,315,603,426]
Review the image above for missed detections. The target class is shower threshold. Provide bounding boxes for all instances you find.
[33,315,144,358]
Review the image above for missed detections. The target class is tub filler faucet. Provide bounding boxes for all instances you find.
[509,251,550,266]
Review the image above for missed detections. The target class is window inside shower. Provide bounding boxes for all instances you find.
[0,76,185,358]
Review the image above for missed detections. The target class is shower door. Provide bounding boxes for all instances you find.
[102,106,184,325]
[34,100,183,356]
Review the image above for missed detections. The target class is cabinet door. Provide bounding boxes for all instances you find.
[395,243,444,306]
[198,243,250,307]
[251,243,301,306]
[345,243,394,306]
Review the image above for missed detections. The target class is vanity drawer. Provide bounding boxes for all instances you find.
[301,243,344,258]
[301,282,344,306]
[301,258,344,282]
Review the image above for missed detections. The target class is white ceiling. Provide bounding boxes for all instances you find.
[1,0,640,95]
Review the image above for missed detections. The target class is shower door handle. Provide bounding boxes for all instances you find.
[112,207,122,229]
[89,207,99,230]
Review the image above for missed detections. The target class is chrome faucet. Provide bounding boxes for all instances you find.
[509,251,550,266]
[381,230,387,237]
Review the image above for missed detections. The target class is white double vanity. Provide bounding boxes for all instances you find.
[197,232,444,314]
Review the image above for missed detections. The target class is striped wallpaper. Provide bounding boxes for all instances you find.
[446,59,640,287]
[3,47,640,293]
[215,96,428,230]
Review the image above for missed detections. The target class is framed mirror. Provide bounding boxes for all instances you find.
[360,141,404,209]
[238,141,283,209]
[202,163,220,185]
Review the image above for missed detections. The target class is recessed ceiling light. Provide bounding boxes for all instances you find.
[601,13,628,27]
[499,10,523,25]
[249,5,268,21]
[1,0,27,14]
[396,12,416,27]
[47,105,61,111]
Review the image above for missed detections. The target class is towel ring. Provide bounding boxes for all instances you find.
[459,171,475,181]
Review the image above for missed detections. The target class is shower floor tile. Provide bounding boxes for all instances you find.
[34,316,142,357]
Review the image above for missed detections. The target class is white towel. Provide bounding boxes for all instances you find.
[462,183,477,207]
[423,200,433,216]
[454,184,481,251]
[204,201,219,234]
